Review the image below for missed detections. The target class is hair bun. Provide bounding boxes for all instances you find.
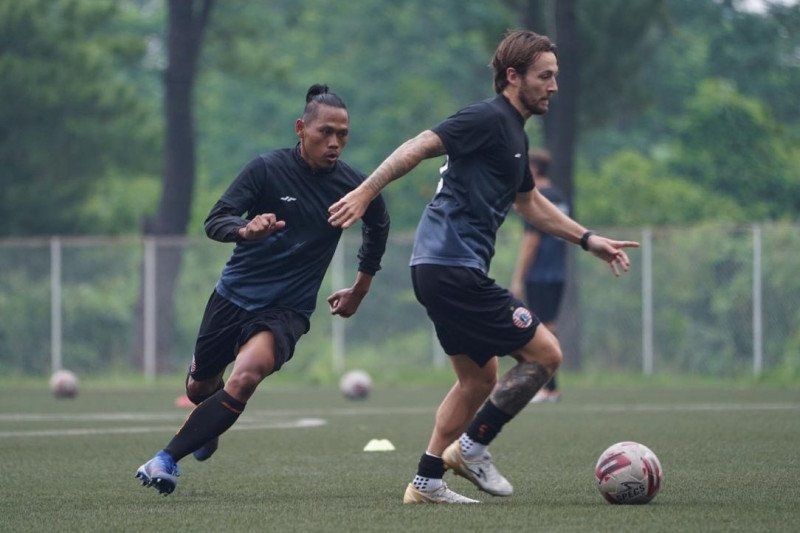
[306,84,330,103]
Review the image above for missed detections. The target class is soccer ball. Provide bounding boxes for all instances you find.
[595,441,663,504]
[49,369,79,399]
[339,369,372,400]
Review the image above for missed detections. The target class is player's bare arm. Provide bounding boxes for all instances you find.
[509,230,541,299]
[237,213,286,240]
[327,271,373,318]
[328,130,445,229]
[514,190,639,276]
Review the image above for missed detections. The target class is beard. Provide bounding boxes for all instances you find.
[520,90,549,115]
[518,80,550,115]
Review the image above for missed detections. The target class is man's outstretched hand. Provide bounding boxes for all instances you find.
[328,189,371,229]
[586,235,640,277]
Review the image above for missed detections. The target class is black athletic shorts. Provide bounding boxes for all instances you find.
[411,264,539,367]
[190,290,310,380]
[525,281,565,323]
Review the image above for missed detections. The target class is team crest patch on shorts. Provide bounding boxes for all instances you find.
[512,307,533,329]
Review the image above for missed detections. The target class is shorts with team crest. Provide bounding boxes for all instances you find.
[411,264,539,367]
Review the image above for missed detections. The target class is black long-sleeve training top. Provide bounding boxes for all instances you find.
[205,145,389,318]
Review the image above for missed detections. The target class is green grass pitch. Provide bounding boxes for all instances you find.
[1,382,798,531]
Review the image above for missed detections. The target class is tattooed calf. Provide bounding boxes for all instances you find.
[490,361,551,416]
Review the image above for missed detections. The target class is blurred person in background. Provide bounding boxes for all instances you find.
[134,84,389,495]
[510,149,567,403]
[328,30,638,504]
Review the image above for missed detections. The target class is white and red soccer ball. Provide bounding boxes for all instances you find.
[339,369,372,400]
[49,369,79,399]
[595,441,664,504]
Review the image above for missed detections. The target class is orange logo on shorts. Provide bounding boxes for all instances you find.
[512,307,533,329]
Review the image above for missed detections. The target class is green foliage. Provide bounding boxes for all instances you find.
[578,222,800,379]
[670,79,800,218]
[576,0,668,130]
[0,0,160,235]
[576,149,744,227]
[0,265,50,374]
[581,0,800,224]
[81,175,161,234]
[4,0,799,234]
[193,0,515,229]
[706,1,800,125]
[2,0,800,382]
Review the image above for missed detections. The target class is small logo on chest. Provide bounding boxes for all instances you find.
[280,196,297,202]
[514,153,522,158]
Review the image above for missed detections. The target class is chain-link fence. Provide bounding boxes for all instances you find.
[1,222,798,379]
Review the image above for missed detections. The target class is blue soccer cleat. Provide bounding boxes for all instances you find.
[135,450,180,495]
[192,437,219,462]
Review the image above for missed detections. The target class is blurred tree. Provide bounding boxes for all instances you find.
[0,0,159,235]
[511,0,667,209]
[708,1,800,126]
[581,0,800,221]
[132,0,214,368]
[190,0,514,230]
[149,0,214,239]
[544,0,580,207]
[510,0,666,370]
[670,79,800,218]
[577,149,745,227]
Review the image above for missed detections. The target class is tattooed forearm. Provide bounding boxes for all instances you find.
[362,130,445,197]
[490,361,551,416]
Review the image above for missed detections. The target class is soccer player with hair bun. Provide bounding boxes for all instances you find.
[329,30,638,504]
[135,84,389,495]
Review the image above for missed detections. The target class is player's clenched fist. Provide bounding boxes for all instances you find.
[238,213,286,240]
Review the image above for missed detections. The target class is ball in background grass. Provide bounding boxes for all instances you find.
[49,369,79,399]
[595,441,664,504]
[339,369,372,400]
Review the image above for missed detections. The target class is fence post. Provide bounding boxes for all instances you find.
[331,238,346,374]
[752,224,763,376]
[143,238,157,382]
[642,228,654,376]
[50,237,62,373]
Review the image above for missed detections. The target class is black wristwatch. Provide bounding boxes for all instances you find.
[580,231,595,251]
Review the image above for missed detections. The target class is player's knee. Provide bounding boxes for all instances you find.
[539,340,563,371]
[520,335,563,372]
[460,372,496,397]
[545,340,564,370]
[226,367,269,400]
[185,377,222,405]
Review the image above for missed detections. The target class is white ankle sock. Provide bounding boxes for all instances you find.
[459,433,486,459]
[412,475,443,492]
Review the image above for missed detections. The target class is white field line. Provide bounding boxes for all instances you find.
[581,402,800,413]
[0,418,326,438]
[0,403,797,439]
[1,401,797,424]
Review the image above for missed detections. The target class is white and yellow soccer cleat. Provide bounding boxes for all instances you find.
[442,440,513,496]
[402,482,480,504]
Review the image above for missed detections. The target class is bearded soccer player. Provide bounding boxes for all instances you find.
[135,84,389,495]
[328,30,638,504]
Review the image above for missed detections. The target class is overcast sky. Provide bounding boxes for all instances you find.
[737,0,798,13]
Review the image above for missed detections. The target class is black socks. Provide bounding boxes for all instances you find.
[416,452,446,479]
[164,389,246,461]
[465,400,513,445]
